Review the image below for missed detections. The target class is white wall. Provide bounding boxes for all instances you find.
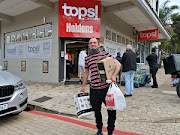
[1,2,59,82]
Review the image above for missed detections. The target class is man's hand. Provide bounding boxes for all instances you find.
[80,86,85,93]
[111,75,116,83]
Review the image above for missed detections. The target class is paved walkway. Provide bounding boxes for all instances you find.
[26,68,180,135]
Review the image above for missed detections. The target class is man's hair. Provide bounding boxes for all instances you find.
[151,48,156,52]
[117,52,120,55]
[126,44,132,50]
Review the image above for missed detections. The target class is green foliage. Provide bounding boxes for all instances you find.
[159,0,180,53]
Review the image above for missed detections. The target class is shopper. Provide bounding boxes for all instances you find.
[121,45,137,97]
[66,51,72,80]
[78,48,87,83]
[80,38,121,135]
[146,48,159,88]
[115,52,122,84]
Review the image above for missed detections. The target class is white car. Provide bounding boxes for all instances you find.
[0,66,28,116]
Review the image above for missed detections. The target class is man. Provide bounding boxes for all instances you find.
[146,48,159,88]
[115,52,122,84]
[80,38,121,135]
[121,45,136,97]
[78,48,87,83]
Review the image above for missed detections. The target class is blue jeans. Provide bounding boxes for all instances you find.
[124,71,135,95]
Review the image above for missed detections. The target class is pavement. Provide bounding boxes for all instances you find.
[25,68,180,135]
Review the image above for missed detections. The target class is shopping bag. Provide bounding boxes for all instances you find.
[72,92,94,118]
[105,83,126,110]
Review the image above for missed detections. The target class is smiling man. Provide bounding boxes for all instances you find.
[80,38,121,135]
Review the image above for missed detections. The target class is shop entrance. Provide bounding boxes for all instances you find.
[64,41,88,82]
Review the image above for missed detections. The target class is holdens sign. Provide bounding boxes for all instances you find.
[59,0,101,38]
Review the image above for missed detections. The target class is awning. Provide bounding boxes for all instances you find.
[100,0,171,41]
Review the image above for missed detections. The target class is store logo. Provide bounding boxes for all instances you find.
[7,47,16,55]
[62,3,98,20]
[138,29,159,41]
[28,45,40,53]
[140,31,157,39]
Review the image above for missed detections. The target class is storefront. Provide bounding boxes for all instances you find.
[0,0,170,83]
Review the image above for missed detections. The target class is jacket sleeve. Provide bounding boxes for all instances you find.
[120,53,125,65]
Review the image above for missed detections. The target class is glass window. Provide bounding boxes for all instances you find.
[29,30,36,40]
[133,42,136,48]
[45,26,52,38]
[11,34,16,43]
[126,39,129,45]
[117,35,121,44]
[129,40,132,45]
[122,37,125,45]
[16,33,22,42]
[5,35,11,44]
[106,30,111,40]
[37,28,44,39]
[22,32,28,41]
[112,32,116,42]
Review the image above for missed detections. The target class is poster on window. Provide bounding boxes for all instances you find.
[4,61,8,70]
[5,38,52,59]
[104,40,126,57]
[43,61,48,73]
[21,61,26,72]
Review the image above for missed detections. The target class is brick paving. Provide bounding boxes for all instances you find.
[25,68,180,135]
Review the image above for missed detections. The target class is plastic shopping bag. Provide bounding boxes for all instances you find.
[105,83,126,110]
[72,92,94,118]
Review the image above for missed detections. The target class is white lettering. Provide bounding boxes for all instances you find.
[62,3,98,20]
[66,23,93,34]
[140,31,157,39]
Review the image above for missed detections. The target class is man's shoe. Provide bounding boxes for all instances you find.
[79,80,82,84]
[151,85,158,88]
[95,129,103,135]
[124,94,132,97]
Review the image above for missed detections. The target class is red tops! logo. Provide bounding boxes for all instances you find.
[62,3,98,20]
[138,29,159,41]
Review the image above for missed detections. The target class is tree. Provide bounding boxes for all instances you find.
[159,0,179,25]
[159,0,180,53]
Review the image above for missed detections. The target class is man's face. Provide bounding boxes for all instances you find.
[89,38,99,49]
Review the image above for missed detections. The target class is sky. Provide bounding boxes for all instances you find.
[159,0,180,13]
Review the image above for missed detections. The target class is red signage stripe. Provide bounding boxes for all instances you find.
[28,111,140,135]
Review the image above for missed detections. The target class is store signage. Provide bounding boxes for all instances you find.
[5,39,52,58]
[59,0,101,38]
[138,29,159,41]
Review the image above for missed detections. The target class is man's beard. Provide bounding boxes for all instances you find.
[89,48,99,55]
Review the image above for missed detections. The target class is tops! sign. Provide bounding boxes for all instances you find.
[138,29,159,41]
[59,0,101,38]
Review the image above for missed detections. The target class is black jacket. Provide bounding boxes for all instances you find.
[121,50,137,72]
[146,53,159,69]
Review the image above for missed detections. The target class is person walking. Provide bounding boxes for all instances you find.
[146,48,159,88]
[115,52,122,84]
[78,48,87,83]
[80,38,121,135]
[121,45,137,97]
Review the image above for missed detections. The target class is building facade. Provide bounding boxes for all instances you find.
[0,0,170,83]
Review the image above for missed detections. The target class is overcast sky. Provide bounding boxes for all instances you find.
[159,0,180,13]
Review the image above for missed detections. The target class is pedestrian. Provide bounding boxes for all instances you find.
[136,51,140,63]
[146,48,159,88]
[121,44,137,97]
[78,48,87,83]
[66,51,72,80]
[115,52,122,84]
[80,38,121,135]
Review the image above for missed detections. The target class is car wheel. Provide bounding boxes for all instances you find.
[176,82,180,98]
